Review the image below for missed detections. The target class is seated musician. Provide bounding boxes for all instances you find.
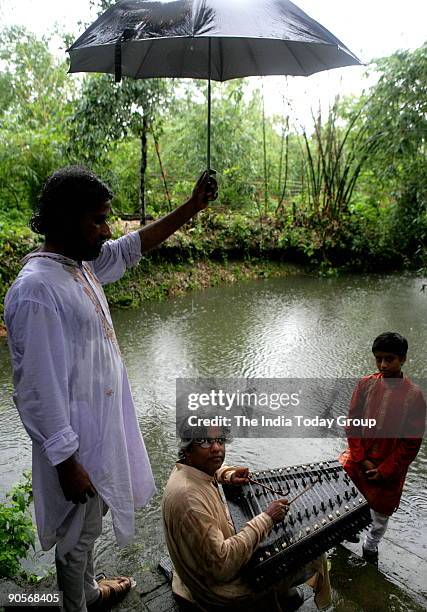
[162,426,331,611]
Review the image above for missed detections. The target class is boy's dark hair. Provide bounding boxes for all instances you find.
[30,165,113,237]
[372,332,408,358]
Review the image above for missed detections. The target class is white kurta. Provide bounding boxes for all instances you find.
[4,231,156,554]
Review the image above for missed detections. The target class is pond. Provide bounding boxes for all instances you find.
[0,272,426,610]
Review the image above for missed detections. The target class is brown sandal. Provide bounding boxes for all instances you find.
[88,575,135,610]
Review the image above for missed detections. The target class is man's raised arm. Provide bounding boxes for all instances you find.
[138,171,218,254]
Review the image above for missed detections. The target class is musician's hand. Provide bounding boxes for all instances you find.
[365,468,384,482]
[362,460,375,473]
[265,499,289,524]
[230,467,249,485]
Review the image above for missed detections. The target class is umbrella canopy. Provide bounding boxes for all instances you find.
[68,0,360,81]
[67,0,361,170]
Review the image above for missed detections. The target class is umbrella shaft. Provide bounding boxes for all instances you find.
[207,38,212,172]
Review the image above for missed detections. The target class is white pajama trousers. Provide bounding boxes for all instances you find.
[55,495,105,612]
[363,508,390,552]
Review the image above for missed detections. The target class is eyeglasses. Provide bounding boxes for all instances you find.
[193,437,227,448]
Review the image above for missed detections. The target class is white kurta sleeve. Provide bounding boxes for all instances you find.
[6,299,78,466]
[90,231,142,285]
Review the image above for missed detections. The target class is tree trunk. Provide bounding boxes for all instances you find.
[276,123,289,215]
[139,116,148,225]
[262,90,268,215]
[152,128,172,212]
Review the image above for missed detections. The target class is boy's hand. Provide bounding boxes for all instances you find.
[230,467,249,485]
[362,460,376,472]
[365,468,384,482]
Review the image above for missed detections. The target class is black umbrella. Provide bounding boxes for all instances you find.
[68,0,361,172]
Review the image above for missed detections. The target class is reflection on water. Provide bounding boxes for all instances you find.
[0,272,426,609]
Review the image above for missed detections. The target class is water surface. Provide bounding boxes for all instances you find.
[1,272,426,609]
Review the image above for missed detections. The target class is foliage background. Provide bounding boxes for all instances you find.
[0,25,426,324]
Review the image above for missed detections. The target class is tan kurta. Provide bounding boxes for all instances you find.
[162,463,331,610]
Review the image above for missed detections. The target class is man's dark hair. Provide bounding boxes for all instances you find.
[30,165,113,237]
[177,420,232,462]
[372,332,408,358]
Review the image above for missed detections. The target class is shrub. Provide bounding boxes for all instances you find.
[0,472,35,579]
[0,219,37,324]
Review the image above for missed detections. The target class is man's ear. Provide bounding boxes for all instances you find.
[401,355,407,365]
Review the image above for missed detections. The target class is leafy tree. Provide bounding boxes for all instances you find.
[156,80,299,213]
[0,27,76,212]
[363,44,427,173]
[359,44,427,264]
[0,26,75,128]
[67,0,172,223]
[68,74,170,223]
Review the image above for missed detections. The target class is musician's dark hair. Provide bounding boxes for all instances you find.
[177,422,232,462]
[30,165,113,237]
[372,332,408,358]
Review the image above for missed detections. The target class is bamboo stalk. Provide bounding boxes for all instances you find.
[262,83,269,215]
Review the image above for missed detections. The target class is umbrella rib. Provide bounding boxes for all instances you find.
[305,42,334,73]
[134,39,153,78]
[244,37,262,78]
[180,37,188,79]
[219,38,224,81]
[283,41,308,76]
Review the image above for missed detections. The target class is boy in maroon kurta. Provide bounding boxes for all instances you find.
[339,332,426,562]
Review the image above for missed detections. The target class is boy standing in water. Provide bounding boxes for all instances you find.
[340,332,426,563]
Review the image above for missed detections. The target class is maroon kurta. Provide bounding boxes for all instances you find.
[339,373,426,516]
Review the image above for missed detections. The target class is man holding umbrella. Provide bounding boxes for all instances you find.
[4,165,217,612]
